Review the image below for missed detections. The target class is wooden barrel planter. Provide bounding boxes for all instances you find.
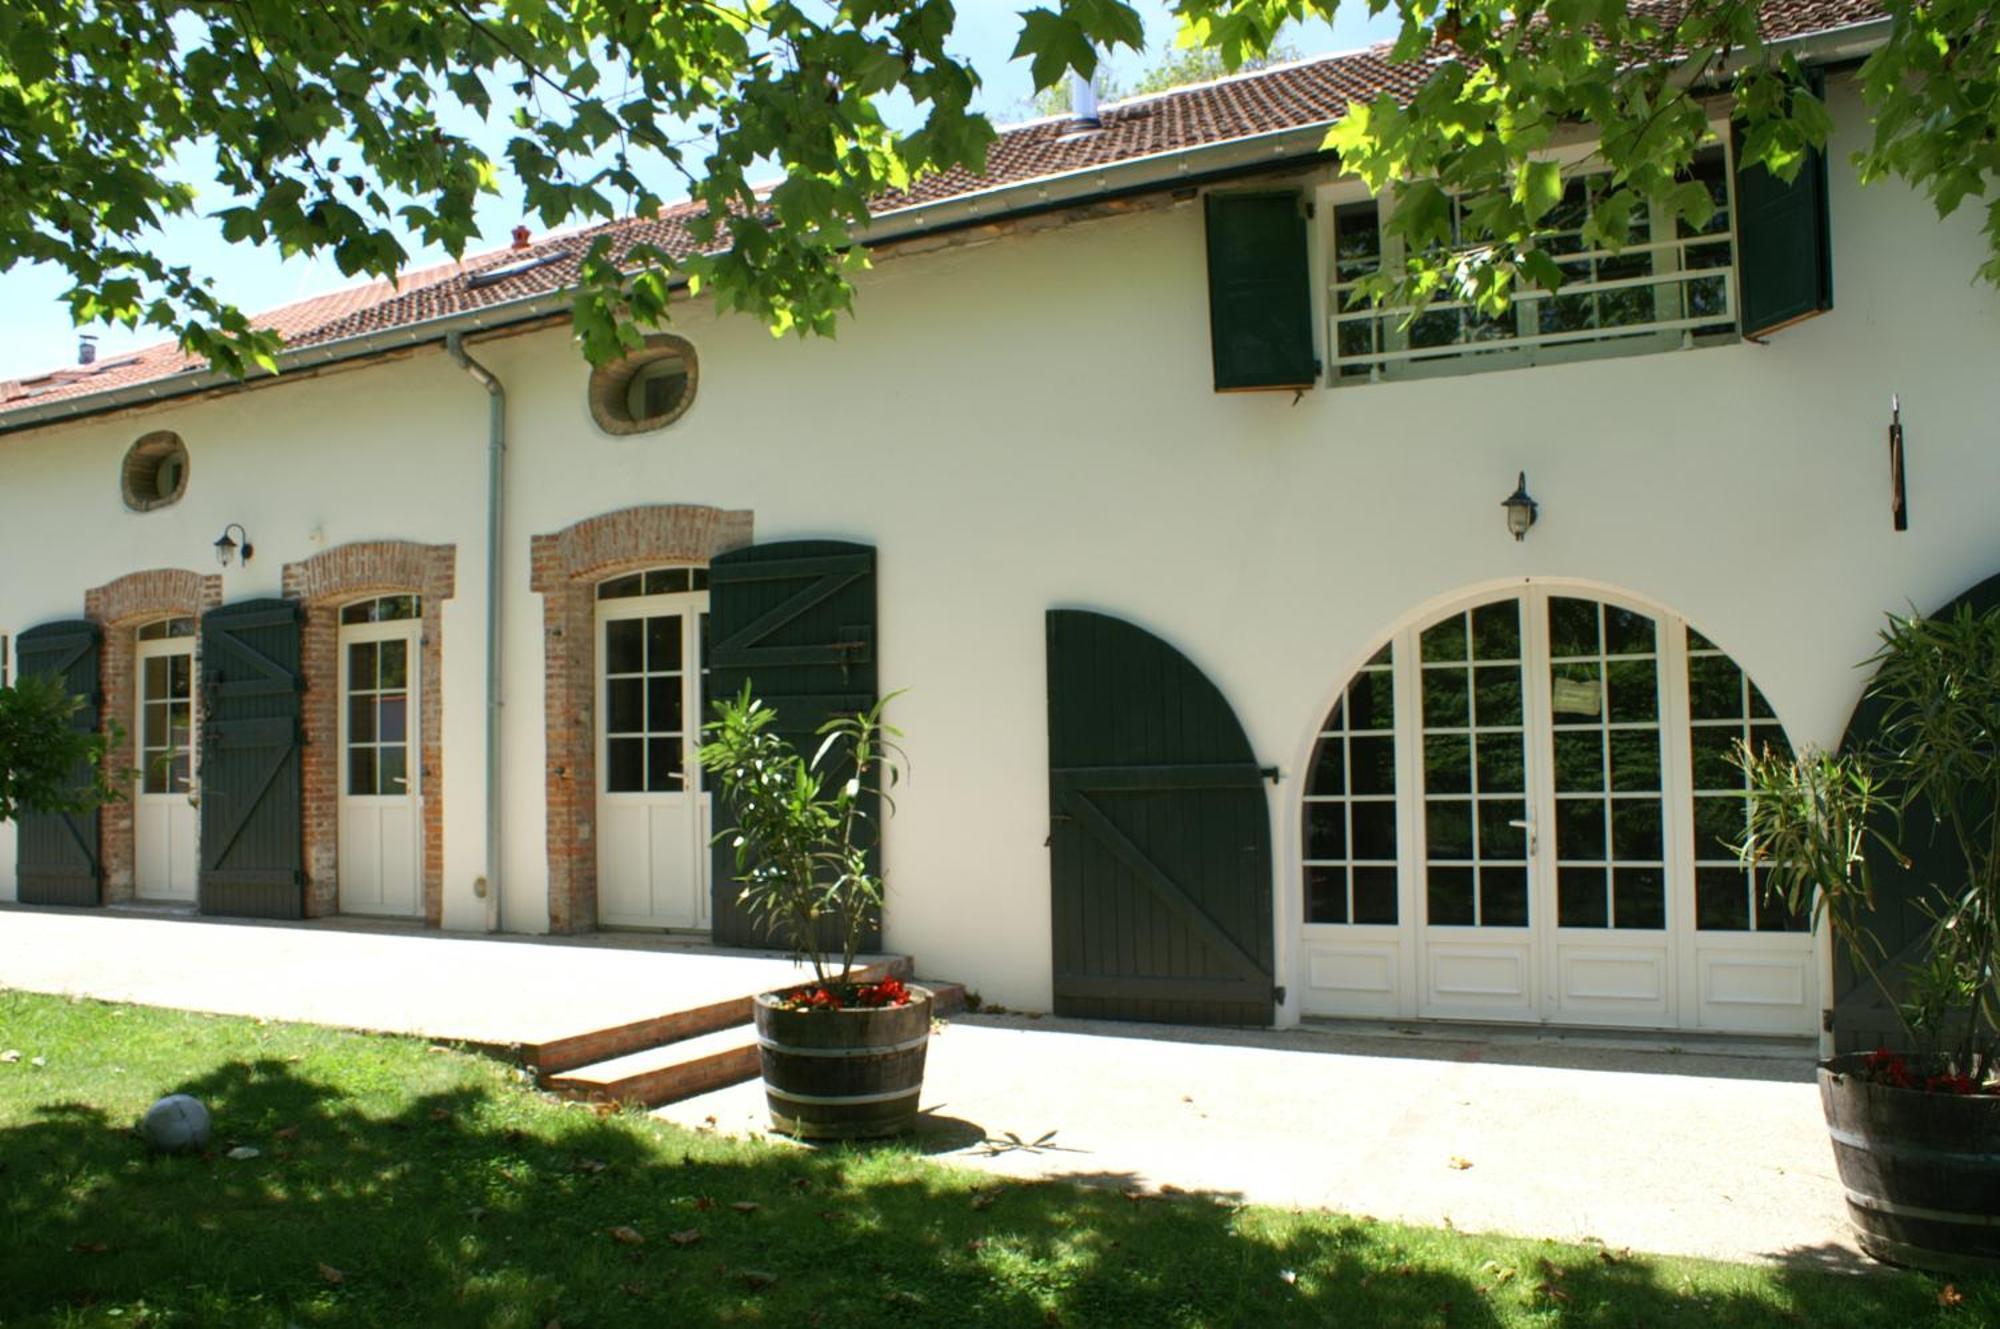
[1819,1054,2000,1274]
[753,986,933,1140]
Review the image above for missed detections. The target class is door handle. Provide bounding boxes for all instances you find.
[1509,818,1538,854]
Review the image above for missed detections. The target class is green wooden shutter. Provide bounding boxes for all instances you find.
[704,541,879,950]
[1735,119,1833,338]
[198,598,306,918]
[13,620,103,907]
[1205,191,1317,391]
[1831,571,2000,1052]
[1046,610,1277,1026]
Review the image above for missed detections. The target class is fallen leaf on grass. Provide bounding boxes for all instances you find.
[574,1157,608,1174]
[668,1229,702,1247]
[731,1201,761,1214]
[273,1125,300,1141]
[965,1238,987,1253]
[1447,1156,1473,1170]
[70,1241,110,1255]
[226,1146,260,1161]
[740,1269,778,1290]
[970,1189,998,1210]
[429,1107,452,1123]
[0,1050,20,1063]
[693,1195,716,1211]
[1941,1285,1964,1309]
[317,1263,345,1285]
[608,1226,645,1247]
[620,1281,649,1298]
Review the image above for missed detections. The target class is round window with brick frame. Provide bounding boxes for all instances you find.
[121,431,190,511]
[587,335,698,436]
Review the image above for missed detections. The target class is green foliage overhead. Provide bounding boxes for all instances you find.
[0,673,121,823]
[2,1,1994,373]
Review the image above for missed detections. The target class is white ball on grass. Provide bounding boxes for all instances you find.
[140,1094,211,1154]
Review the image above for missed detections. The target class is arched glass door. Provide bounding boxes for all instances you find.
[1298,586,1813,1033]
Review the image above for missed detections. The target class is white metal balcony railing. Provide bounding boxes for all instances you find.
[1328,231,1737,381]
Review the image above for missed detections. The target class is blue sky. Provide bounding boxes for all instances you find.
[0,2,1397,380]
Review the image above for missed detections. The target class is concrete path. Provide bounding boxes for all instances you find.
[658,1013,1856,1270]
[0,906,833,1047]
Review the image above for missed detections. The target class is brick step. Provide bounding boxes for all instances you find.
[522,955,913,1075]
[545,1024,760,1107]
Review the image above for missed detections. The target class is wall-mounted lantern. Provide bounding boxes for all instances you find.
[214,523,254,568]
[1502,472,1538,542]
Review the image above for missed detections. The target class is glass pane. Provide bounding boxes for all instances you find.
[167,653,191,697]
[378,695,408,744]
[1606,659,1659,724]
[647,614,682,672]
[597,573,644,600]
[648,675,681,735]
[1348,735,1394,797]
[1348,669,1393,731]
[643,568,690,595]
[1426,801,1473,859]
[1427,867,1476,926]
[167,705,191,750]
[1473,666,1522,727]
[1608,730,1661,792]
[1481,867,1529,927]
[606,737,644,793]
[1306,866,1348,924]
[1555,797,1606,861]
[1548,597,1600,657]
[1421,615,1467,663]
[1322,698,1346,733]
[1471,601,1520,660]
[606,678,644,734]
[348,641,378,691]
[605,618,644,674]
[646,737,682,792]
[379,745,408,792]
[1689,726,1739,790]
[1423,733,1472,795]
[1559,867,1609,927]
[691,568,710,592]
[1307,738,1344,795]
[1748,683,1777,720]
[1687,654,1743,720]
[349,747,377,797]
[378,640,408,690]
[1692,795,1744,860]
[1552,731,1605,792]
[1611,800,1663,861]
[1304,804,1346,861]
[143,703,168,748]
[1550,663,1602,719]
[1350,802,1397,859]
[1477,800,1527,858]
[1475,732,1524,793]
[143,758,168,795]
[1749,723,1791,762]
[1755,869,1808,931]
[1352,867,1398,924]
[1604,607,1656,655]
[1423,668,1470,728]
[1613,868,1666,929]
[348,697,376,743]
[168,752,191,794]
[1696,867,1750,930]
[143,655,168,699]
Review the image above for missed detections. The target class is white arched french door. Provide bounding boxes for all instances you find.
[1297,585,1816,1035]
[337,595,423,917]
[594,567,711,930]
[133,617,198,901]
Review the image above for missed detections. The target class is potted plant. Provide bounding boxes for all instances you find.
[1736,603,2000,1274]
[697,684,928,1140]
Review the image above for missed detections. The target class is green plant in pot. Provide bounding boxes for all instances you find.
[1736,603,2000,1274]
[698,684,928,1140]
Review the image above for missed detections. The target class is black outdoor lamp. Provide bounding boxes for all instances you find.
[1502,472,1538,542]
[214,523,254,567]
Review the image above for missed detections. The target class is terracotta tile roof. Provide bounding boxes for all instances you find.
[1,0,1884,419]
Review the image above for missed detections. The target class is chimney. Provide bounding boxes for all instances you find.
[1068,69,1101,130]
[78,334,97,366]
[511,224,532,252]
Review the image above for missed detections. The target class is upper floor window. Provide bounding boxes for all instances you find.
[121,431,190,511]
[1329,149,1738,384]
[587,335,699,436]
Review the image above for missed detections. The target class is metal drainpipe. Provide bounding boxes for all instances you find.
[446,332,505,933]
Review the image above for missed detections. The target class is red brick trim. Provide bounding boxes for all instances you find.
[84,569,223,903]
[281,541,456,923]
[530,505,752,932]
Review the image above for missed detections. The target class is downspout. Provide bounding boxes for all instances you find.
[446,332,505,933]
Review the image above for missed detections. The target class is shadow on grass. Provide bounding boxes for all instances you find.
[0,1054,1983,1328]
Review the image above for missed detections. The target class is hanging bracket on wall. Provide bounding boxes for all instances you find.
[1888,394,1909,532]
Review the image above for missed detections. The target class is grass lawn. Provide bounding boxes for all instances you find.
[0,990,1992,1328]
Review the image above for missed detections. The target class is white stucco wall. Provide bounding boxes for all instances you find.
[2,78,1996,1017]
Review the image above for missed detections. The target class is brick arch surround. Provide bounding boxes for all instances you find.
[84,568,225,903]
[531,504,753,932]
[282,541,456,922]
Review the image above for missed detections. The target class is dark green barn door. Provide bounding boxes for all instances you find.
[198,599,306,919]
[704,541,878,949]
[1046,610,1277,1026]
[13,620,104,906]
[1832,570,2000,1052]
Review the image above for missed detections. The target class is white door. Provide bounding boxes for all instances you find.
[133,619,198,901]
[595,568,710,929]
[337,597,422,916]
[1299,585,1816,1034]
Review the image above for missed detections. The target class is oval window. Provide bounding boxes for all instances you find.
[122,431,190,511]
[588,335,699,435]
